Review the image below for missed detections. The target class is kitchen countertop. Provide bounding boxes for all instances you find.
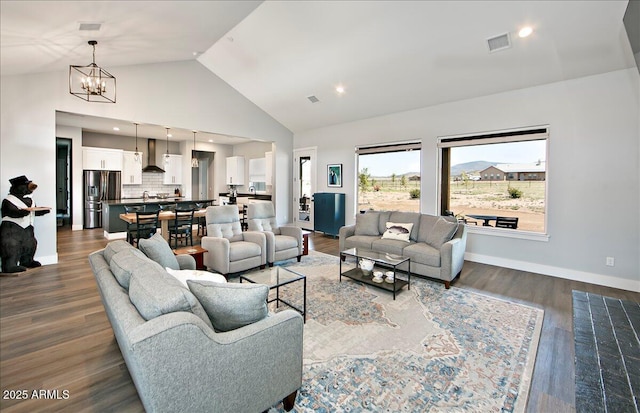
[103,198,216,206]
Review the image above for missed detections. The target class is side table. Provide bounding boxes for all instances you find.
[301,230,312,256]
[173,245,207,270]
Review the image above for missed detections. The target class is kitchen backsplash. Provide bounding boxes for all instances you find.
[120,172,182,198]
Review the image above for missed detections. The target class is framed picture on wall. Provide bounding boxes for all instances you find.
[327,164,342,187]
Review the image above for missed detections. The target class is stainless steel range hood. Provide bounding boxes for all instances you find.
[142,139,165,173]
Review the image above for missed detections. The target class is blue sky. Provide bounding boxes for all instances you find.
[451,140,546,165]
[358,140,546,177]
[359,150,421,176]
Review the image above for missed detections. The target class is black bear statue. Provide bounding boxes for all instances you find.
[0,175,50,273]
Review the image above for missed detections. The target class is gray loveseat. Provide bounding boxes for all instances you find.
[339,211,467,288]
[89,239,303,412]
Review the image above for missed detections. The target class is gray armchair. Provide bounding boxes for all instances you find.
[248,202,303,266]
[201,205,266,276]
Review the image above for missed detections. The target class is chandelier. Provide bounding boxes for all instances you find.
[191,131,199,168]
[69,40,116,103]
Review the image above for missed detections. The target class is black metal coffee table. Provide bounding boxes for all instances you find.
[240,266,306,322]
[340,248,411,299]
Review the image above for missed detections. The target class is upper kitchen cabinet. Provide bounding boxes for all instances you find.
[226,156,245,185]
[122,151,143,185]
[83,147,123,171]
[163,154,183,185]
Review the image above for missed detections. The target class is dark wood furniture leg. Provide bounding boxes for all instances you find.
[283,390,298,411]
[192,251,205,270]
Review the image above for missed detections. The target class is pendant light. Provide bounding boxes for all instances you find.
[164,127,171,166]
[133,123,140,163]
[191,131,199,168]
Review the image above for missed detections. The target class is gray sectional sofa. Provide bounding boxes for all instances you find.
[339,211,467,288]
[89,238,303,412]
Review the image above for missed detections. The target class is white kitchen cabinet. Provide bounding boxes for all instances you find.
[265,151,273,185]
[122,151,143,185]
[82,147,123,171]
[226,156,245,185]
[163,154,183,185]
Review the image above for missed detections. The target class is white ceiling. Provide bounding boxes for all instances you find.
[2,0,636,137]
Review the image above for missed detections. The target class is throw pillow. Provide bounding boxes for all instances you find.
[138,232,180,270]
[128,264,213,329]
[110,247,148,289]
[104,239,135,263]
[426,218,458,249]
[381,222,413,242]
[187,280,268,332]
[354,212,380,236]
[165,267,227,288]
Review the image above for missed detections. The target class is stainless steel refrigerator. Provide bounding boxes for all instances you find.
[84,170,121,228]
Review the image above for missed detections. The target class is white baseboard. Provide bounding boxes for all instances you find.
[71,224,83,231]
[464,252,640,293]
[35,253,58,266]
[104,231,127,241]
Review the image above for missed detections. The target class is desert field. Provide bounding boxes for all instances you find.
[358,179,545,232]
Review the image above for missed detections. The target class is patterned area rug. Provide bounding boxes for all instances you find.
[263,251,543,412]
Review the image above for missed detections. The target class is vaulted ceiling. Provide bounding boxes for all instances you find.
[1,1,635,135]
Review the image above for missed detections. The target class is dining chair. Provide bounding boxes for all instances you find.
[169,208,195,249]
[195,202,209,237]
[133,210,160,247]
[124,205,144,244]
[495,216,519,229]
[240,204,248,231]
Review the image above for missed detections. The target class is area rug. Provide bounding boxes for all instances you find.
[573,291,640,413]
[261,251,543,412]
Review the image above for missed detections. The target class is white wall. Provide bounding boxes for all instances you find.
[1,60,293,264]
[294,68,640,292]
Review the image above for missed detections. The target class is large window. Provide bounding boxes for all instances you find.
[439,127,548,233]
[357,142,421,213]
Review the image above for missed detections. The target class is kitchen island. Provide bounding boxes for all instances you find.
[102,198,216,239]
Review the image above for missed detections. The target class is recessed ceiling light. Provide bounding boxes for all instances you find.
[336,85,345,94]
[113,127,120,131]
[208,139,213,142]
[518,27,533,38]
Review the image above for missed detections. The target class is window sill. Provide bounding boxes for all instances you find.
[466,225,549,242]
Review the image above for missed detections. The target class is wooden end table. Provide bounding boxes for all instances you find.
[173,245,207,270]
[301,230,312,256]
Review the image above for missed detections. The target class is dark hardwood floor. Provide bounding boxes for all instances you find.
[1,228,638,412]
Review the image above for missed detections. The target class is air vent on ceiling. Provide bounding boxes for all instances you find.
[487,33,511,53]
[79,23,102,31]
[307,95,320,103]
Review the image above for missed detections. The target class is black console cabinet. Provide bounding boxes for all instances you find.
[313,192,345,237]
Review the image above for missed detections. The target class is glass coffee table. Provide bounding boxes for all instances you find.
[240,266,306,322]
[340,248,411,300]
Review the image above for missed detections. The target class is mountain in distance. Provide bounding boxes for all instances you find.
[370,171,420,179]
[450,161,498,177]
